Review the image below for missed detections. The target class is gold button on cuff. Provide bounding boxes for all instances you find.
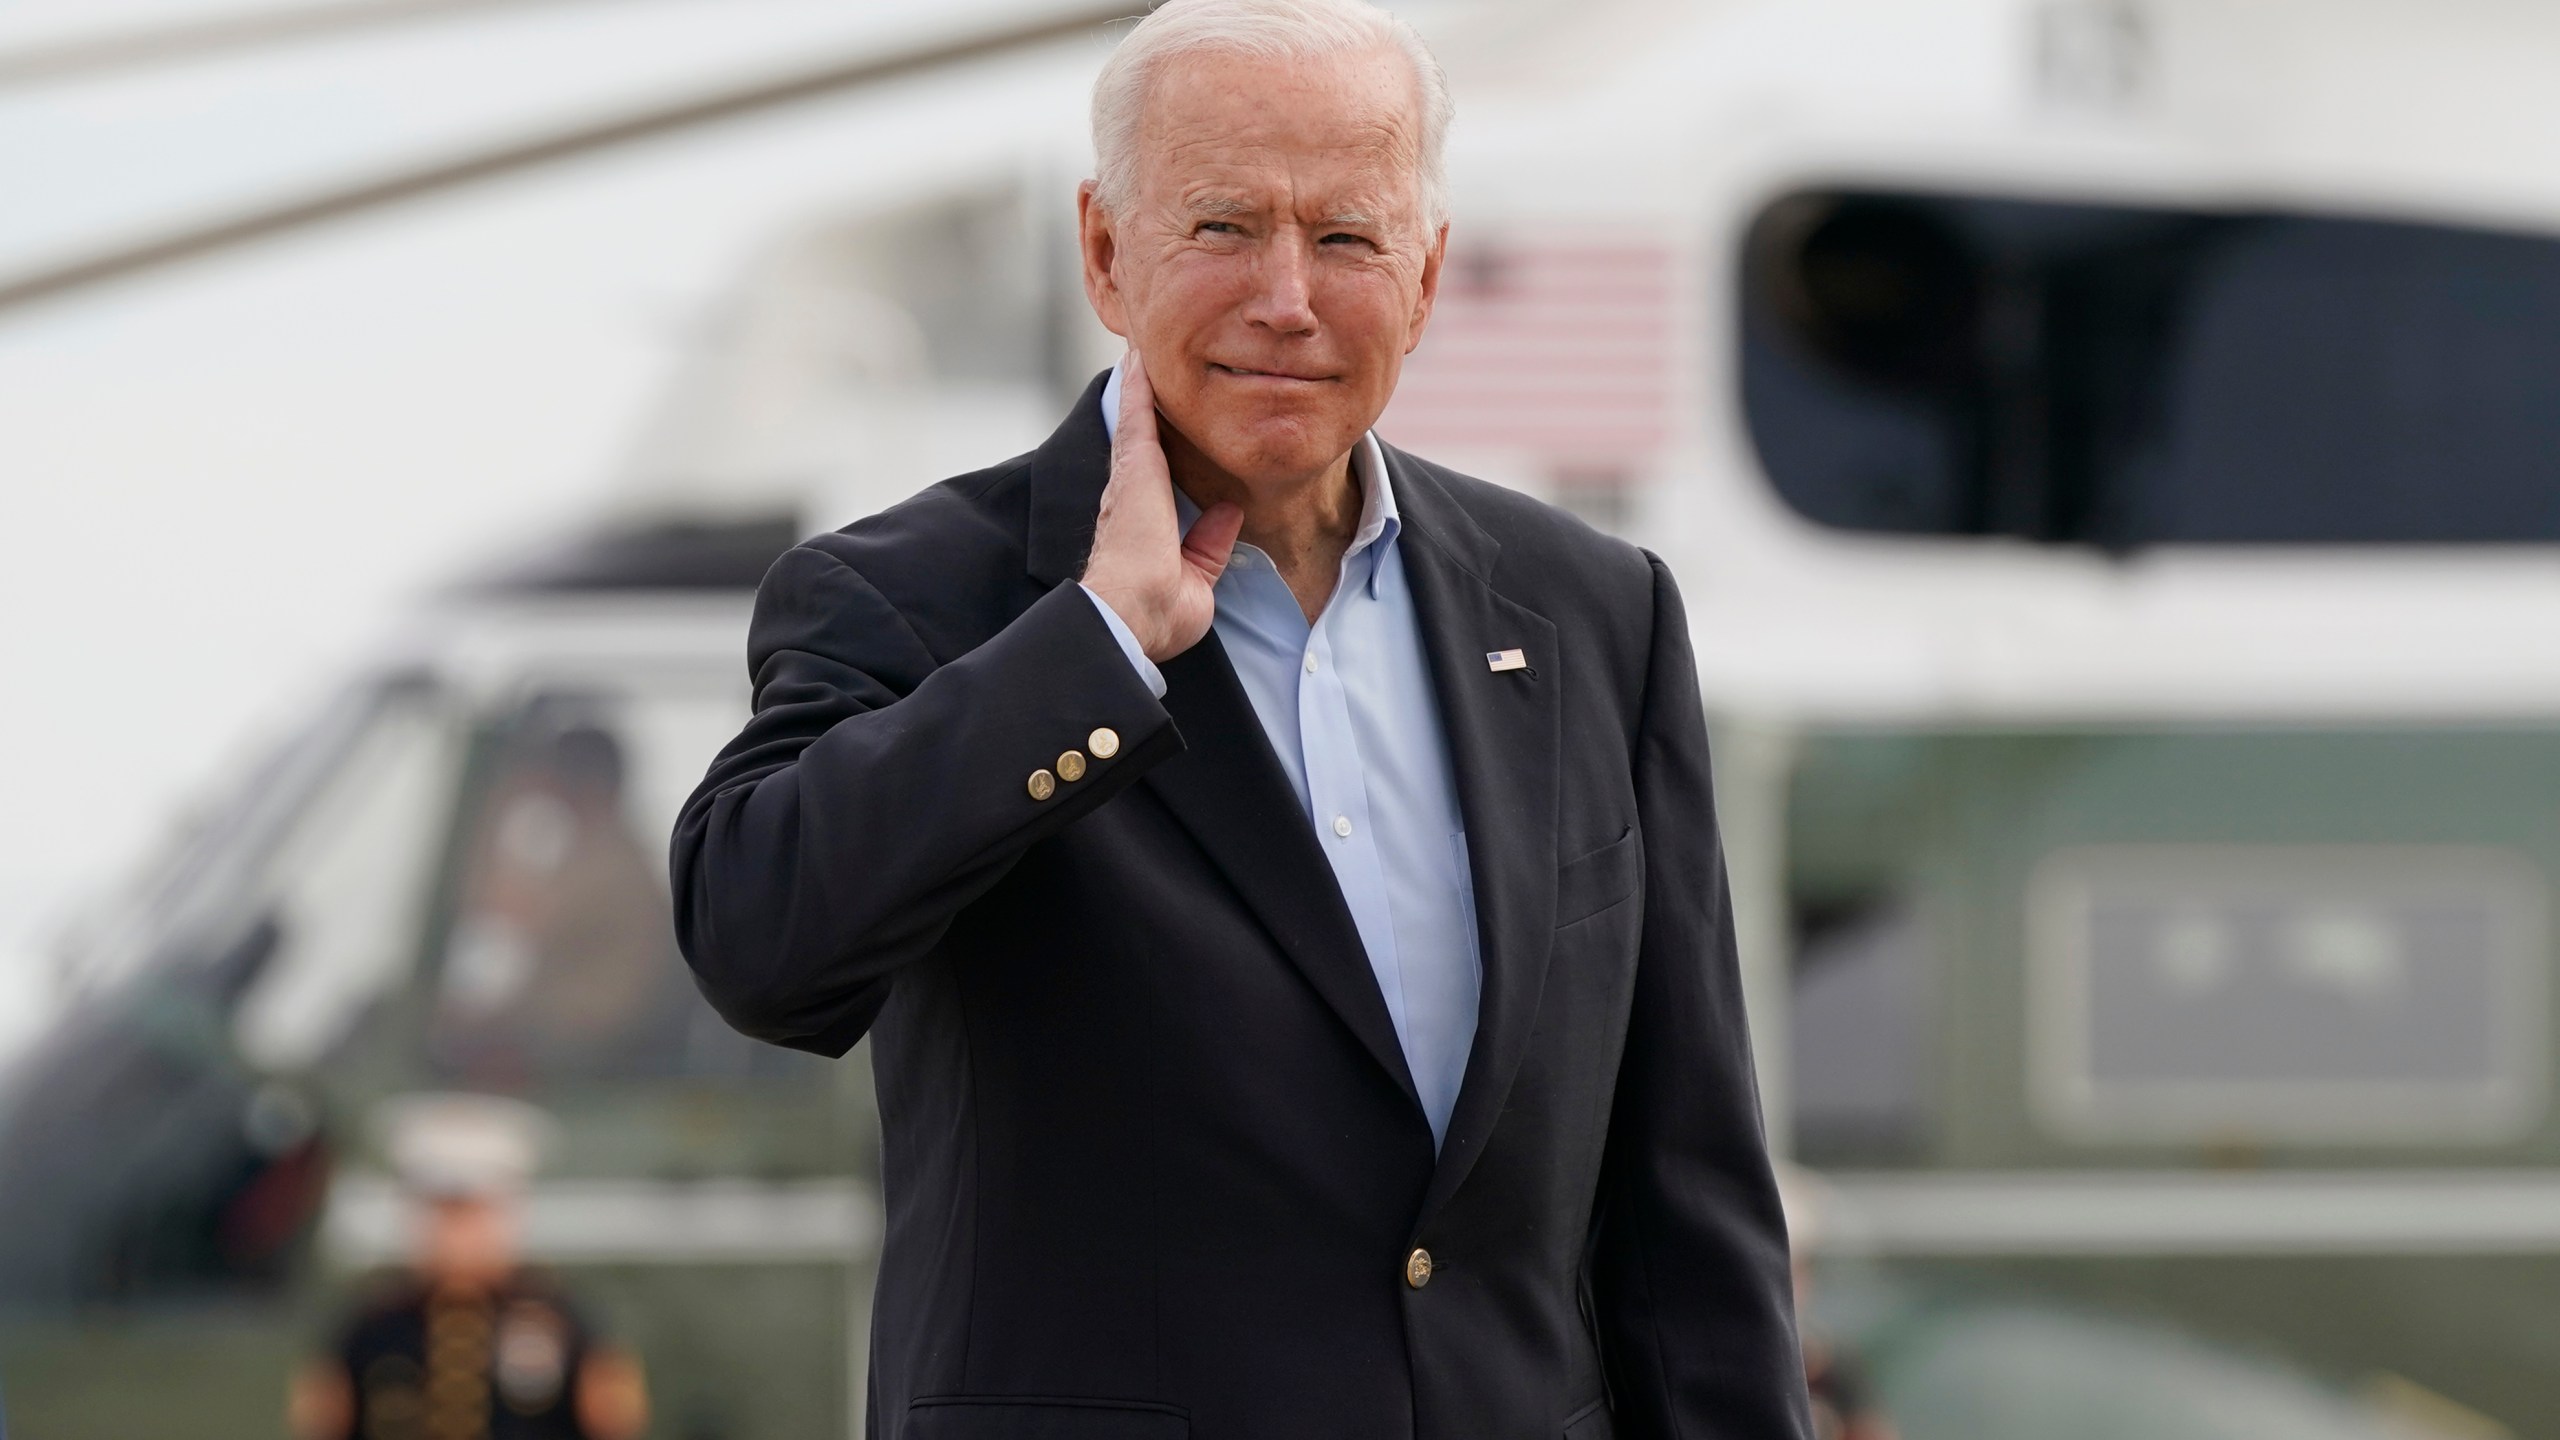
[1026,768,1056,801]
[1088,726,1121,760]
[1404,1247,1434,1290]
[1057,750,1088,783]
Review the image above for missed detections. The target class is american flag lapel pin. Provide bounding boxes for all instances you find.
[1485,648,1527,673]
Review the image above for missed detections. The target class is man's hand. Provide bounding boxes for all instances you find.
[1081,350,1244,662]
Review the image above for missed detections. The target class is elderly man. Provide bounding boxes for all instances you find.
[672,1,1810,1436]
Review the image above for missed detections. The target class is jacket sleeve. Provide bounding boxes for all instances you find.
[1588,554,1812,1439]
[670,543,1181,1056]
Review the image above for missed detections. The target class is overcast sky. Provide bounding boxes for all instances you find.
[0,0,1109,1053]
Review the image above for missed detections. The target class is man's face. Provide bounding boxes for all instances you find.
[1081,45,1447,490]
[419,1194,519,1290]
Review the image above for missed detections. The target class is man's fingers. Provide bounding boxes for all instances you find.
[1102,350,1170,525]
[1115,348,1159,452]
[1181,501,1245,583]
[1091,348,1220,661]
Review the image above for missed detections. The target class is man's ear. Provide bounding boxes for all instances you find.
[1405,222,1450,354]
[1078,181,1130,338]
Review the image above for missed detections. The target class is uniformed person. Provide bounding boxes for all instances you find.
[287,1095,648,1440]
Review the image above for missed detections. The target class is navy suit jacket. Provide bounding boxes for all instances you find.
[672,375,1811,1440]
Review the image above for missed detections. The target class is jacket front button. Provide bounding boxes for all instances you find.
[1026,769,1056,801]
[1404,1247,1434,1289]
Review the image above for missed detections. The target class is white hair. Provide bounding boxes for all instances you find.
[1091,0,1454,228]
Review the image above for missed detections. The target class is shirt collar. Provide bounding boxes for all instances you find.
[1099,360,1400,599]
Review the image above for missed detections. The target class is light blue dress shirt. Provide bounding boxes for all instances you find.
[1084,367,1482,1146]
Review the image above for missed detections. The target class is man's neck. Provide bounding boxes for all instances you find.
[1164,428,1362,624]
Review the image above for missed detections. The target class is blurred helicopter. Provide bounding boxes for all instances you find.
[8,0,2560,1437]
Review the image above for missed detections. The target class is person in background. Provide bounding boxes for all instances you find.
[1780,1168,1898,1440]
[433,718,691,1083]
[286,1095,648,1440]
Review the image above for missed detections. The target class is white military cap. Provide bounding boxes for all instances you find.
[376,1093,556,1198]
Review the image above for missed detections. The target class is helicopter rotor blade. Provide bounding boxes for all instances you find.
[0,0,610,91]
[0,1,1136,318]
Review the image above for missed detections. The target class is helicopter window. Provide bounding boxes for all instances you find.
[426,687,808,1084]
[55,682,403,1001]
[2026,845,2546,1143]
[1740,190,2560,545]
[230,692,462,1072]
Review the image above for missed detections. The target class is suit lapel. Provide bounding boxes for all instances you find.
[1023,375,1423,1114]
[1145,639,1423,1111]
[1388,451,1563,1221]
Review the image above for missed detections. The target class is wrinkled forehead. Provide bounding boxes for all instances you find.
[1132,46,1427,216]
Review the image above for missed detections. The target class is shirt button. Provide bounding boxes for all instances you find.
[1333,815,1353,838]
[1304,653,1318,674]
[1405,1247,1434,1289]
